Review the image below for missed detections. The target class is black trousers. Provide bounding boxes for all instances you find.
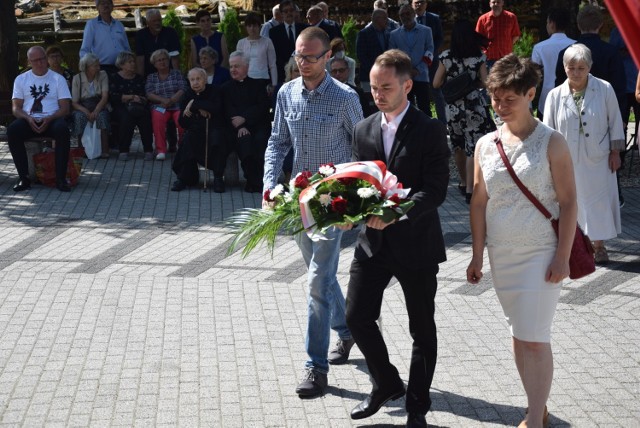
[226,127,269,187]
[172,128,225,186]
[7,117,70,181]
[346,246,438,415]
[409,81,432,117]
[112,106,153,153]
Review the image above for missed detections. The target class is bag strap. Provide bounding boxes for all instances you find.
[493,131,553,220]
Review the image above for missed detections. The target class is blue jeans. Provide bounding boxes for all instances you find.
[295,227,351,374]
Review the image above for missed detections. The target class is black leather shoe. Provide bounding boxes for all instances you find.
[55,180,70,192]
[13,178,31,192]
[351,385,405,420]
[171,179,187,192]
[406,412,427,427]
[213,177,225,193]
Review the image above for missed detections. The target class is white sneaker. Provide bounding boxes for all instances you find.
[156,153,166,161]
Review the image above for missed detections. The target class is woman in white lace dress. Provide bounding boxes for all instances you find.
[467,55,578,428]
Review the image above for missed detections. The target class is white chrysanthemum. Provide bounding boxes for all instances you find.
[319,193,332,207]
[289,177,297,191]
[319,165,336,176]
[300,188,317,203]
[270,184,284,198]
[284,192,293,203]
[357,187,381,199]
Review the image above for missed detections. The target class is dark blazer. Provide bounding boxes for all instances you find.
[352,105,450,269]
[270,22,309,84]
[554,34,625,106]
[318,21,342,41]
[356,25,389,83]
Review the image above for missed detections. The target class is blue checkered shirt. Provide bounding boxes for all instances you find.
[263,72,363,190]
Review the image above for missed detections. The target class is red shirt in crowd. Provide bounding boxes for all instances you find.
[475,9,521,61]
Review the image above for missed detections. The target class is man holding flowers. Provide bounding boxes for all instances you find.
[262,26,363,397]
[344,49,450,427]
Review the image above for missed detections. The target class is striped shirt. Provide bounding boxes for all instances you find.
[263,72,363,190]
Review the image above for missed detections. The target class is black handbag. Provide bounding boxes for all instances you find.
[441,71,476,103]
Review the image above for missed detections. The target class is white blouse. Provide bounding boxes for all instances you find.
[236,37,278,86]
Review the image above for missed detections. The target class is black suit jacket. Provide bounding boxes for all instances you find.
[356,25,389,83]
[352,106,450,269]
[270,23,309,84]
[318,21,342,41]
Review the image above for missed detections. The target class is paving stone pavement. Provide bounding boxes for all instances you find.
[0,137,638,427]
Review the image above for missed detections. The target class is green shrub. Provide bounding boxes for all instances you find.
[219,8,242,52]
[341,17,358,60]
[513,28,534,58]
[162,9,187,72]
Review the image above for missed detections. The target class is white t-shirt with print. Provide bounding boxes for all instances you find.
[12,69,71,119]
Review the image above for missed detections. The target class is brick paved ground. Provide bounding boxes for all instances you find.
[0,133,638,427]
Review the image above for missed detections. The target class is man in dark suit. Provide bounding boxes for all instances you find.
[356,8,390,92]
[269,0,308,85]
[345,49,450,427]
[306,5,341,40]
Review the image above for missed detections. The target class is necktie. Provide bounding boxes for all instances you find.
[288,25,294,45]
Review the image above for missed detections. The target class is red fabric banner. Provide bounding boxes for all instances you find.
[605,0,640,68]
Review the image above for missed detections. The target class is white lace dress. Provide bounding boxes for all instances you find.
[476,122,562,343]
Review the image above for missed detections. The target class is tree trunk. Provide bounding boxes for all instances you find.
[0,1,19,92]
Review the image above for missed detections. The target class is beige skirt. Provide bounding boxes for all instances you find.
[488,245,562,343]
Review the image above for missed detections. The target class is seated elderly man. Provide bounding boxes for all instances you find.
[7,46,72,192]
[220,51,271,193]
[171,67,223,192]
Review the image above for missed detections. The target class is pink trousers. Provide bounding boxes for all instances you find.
[151,108,184,154]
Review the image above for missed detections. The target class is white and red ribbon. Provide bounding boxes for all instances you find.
[298,161,411,240]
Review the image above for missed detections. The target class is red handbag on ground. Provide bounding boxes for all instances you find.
[495,136,596,280]
[33,148,84,188]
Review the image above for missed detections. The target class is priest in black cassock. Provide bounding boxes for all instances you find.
[221,51,272,193]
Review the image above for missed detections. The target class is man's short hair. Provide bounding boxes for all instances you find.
[229,51,250,66]
[188,67,207,80]
[272,5,280,15]
[548,7,571,32]
[199,46,219,63]
[577,5,603,33]
[298,26,331,51]
[195,9,211,22]
[279,0,295,12]
[307,6,323,19]
[115,51,136,68]
[399,4,415,17]
[485,53,541,96]
[373,49,413,82]
[145,8,161,21]
[373,0,387,9]
[79,53,100,72]
[371,8,388,21]
[563,43,593,68]
[149,48,170,65]
[95,0,113,6]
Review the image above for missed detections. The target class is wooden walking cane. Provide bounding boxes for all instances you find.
[203,117,209,192]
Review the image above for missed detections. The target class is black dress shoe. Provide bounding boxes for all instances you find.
[213,177,225,193]
[55,180,70,192]
[171,179,187,192]
[406,412,427,427]
[351,385,405,420]
[13,178,31,192]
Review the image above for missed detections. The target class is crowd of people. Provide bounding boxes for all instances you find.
[5,0,640,426]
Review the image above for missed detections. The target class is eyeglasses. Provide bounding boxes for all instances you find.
[292,50,329,64]
[331,67,348,74]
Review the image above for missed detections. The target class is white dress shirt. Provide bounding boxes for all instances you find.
[531,32,575,111]
[380,101,410,160]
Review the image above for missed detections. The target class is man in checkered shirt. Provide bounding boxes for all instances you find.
[263,26,363,398]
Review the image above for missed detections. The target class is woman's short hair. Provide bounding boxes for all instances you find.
[563,43,593,68]
[198,46,219,63]
[330,38,346,53]
[244,12,262,27]
[373,49,413,82]
[115,51,136,69]
[284,57,299,82]
[45,45,64,57]
[78,53,100,72]
[485,54,541,96]
[150,49,170,65]
[195,9,211,22]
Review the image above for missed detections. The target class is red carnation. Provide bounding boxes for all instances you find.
[338,177,357,186]
[388,194,401,204]
[263,189,272,201]
[331,196,348,214]
[294,171,313,189]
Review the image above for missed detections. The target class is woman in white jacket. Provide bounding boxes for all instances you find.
[544,43,624,264]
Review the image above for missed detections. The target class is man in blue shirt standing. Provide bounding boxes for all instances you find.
[263,26,363,399]
[79,0,130,75]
